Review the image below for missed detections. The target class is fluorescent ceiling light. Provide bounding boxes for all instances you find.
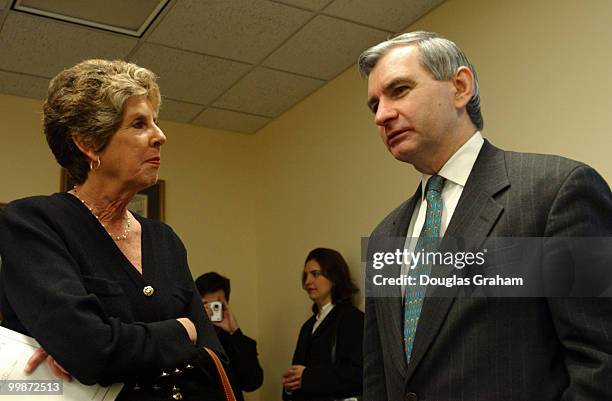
[12,0,169,37]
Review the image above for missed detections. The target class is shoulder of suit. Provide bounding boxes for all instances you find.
[1,193,69,221]
[501,149,597,184]
[3,193,58,209]
[503,149,585,170]
[2,194,182,247]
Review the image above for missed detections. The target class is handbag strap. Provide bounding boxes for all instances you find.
[204,347,237,401]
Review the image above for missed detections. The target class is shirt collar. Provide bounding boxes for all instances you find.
[420,131,484,200]
[316,301,334,320]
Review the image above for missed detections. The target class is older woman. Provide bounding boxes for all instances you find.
[282,248,364,401]
[0,60,231,401]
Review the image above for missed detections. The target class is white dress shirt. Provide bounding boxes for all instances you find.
[401,132,484,294]
[312,302,334,333]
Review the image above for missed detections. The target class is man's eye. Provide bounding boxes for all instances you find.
[393,86,409,96]
[369,103,378,114]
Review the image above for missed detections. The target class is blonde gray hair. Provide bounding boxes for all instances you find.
[43,59,161,184]
[358,31,483,130]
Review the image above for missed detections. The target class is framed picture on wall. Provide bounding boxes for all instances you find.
[60,169,165,221]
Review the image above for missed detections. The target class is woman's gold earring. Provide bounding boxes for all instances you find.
[90,157,101,171]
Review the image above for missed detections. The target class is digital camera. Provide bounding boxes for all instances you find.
[209,301,223,322]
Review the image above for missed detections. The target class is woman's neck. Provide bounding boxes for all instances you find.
[73,179,135,224]
[316,297,333,312]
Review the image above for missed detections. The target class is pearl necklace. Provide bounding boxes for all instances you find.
[72,187,131,241]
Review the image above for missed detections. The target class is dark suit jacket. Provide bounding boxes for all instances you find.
[364,140,612,401]
[216,327,263,401]
[284,301,364,401]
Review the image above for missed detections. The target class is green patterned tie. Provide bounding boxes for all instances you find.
[403,175,445,364]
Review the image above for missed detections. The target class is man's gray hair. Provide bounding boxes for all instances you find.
[358,31,483,130]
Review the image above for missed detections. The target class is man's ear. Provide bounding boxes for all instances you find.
[71,133,97,161]
[452,66,475,109]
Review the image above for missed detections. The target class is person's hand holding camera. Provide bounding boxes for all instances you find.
[204,299,239,334]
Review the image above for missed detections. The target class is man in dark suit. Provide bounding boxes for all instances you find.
[358,31,612,401]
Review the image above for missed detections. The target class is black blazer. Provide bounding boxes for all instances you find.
[0,194,227,401]
[284,301,364,401]
[364,141,612,401]
[216,328,264,401]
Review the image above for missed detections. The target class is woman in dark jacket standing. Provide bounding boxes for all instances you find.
[282,248,363,401]
[0,59,229,401]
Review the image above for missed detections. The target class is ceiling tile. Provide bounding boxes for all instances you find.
[213,67,325,117]
[0,70,49,99]
[323,0,445,32]
[0,13,137,78]
[147,0,312,63]
[272,0,332,11]
[159,98,204,123]
[131,43,251,105]
[193,108,271,134]
[15,0,167,35]
[263,14,389,80]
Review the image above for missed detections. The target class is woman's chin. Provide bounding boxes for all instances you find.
[131,174,158,191]
[306,293,318,302]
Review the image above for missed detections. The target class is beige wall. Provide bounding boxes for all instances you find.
[0,95,59,200]
[2,1,612,400]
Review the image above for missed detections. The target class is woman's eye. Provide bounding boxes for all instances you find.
[132,120,144,129]
[312,271,320,277]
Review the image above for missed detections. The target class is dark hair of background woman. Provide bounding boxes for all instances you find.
[302,247,359,312]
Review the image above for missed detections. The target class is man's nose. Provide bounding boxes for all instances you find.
[375,99,398,127]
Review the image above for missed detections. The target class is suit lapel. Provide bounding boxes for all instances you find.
[376,186,421,381]
[404,140,511,381]
[444,140,510,244]
[392,185,422,238]
[311,305,337,338]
